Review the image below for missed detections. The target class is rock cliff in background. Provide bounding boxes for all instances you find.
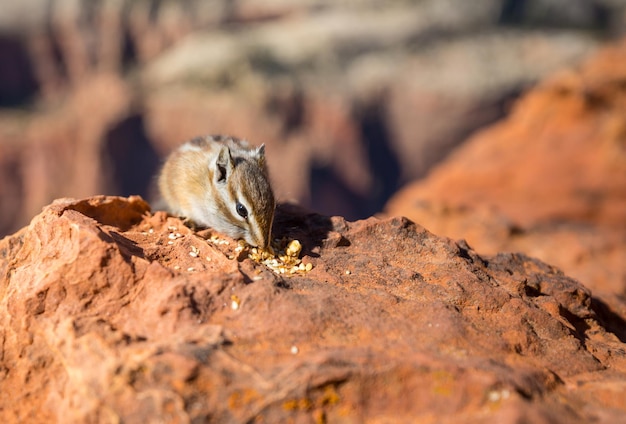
[1,196,625,422]
[1,0,621,236]
[386,38,626,303]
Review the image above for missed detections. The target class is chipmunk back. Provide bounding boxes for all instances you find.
[158,135,275,248]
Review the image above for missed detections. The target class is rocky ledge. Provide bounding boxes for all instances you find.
[386,38,626,302]
[1,195,625,423]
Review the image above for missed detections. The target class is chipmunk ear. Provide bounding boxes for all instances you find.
[256,144,266,166]
[215,145,233,183]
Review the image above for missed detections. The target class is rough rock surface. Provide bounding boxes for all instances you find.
[1,0,620,236]
[386,38,626,301]
[1,196,626,423]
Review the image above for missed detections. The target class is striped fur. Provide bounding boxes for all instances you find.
[158,135,275,248]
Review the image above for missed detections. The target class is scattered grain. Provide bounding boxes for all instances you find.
[248,238,313,275]
[209,235,230,245]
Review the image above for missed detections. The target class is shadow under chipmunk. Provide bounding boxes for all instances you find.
[271,202,341,259]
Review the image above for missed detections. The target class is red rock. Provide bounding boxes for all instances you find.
[387,39,626,299]
[1,196,625,422]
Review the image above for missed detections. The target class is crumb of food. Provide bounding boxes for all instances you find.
[230,295,241,310]
[234,239,246,254]
[345,270,351,275]
[189,245,199,257]
[290,345,299,354]
[487,389,510,402]
[248,238,313,275]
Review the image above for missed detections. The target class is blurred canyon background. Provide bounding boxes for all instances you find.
[0,0,624,240]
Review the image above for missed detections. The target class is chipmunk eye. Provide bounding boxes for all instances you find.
[236,202,248,219]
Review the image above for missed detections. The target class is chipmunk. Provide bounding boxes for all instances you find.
[158,135,275,248]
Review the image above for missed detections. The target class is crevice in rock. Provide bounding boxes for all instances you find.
[591,297,626,343]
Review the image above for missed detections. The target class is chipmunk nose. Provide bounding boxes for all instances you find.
[245,229,267,249]
[245,216,272,249]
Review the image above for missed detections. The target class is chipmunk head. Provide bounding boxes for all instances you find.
[213,144,275,248]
